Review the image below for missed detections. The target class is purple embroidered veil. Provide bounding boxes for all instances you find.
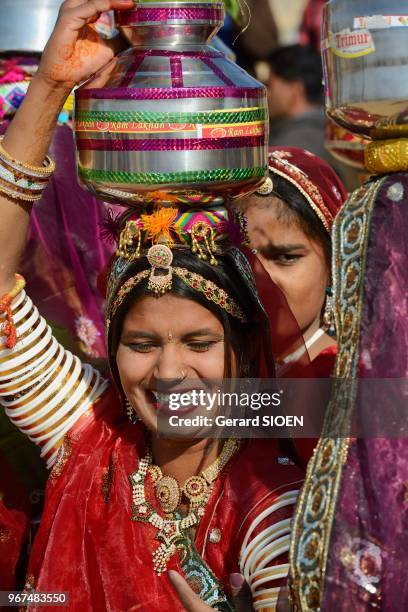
[290,174,408,610]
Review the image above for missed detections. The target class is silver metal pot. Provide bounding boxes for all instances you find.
[74,2,268,207]
[0,0,62,53]
[323,0,408,138]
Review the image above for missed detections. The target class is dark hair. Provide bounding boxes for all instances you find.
[266,175,331,265]
[267,44,323,105]
[108,248,265,385]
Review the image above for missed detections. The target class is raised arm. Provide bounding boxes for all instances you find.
[0,0,133,467]
[0,0,133,294]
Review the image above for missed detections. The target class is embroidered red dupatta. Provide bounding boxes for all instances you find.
[26,388,302,611]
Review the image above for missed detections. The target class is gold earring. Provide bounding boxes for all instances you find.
[322,286,336,337]
[125,398,140,424]
[116,220,142,260]
[190,221,218,265]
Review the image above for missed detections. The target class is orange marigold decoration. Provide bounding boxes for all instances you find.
[140,207,178,246]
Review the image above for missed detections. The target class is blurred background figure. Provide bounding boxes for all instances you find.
[299,0,325,52]
[269,0,309,45]
[222,0,278,74]
[243,147,347,468]
[222,0,309,75]
[266,44,331,164]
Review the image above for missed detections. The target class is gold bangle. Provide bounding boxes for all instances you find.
[0,182,43,203]
[0,155,51,184]
[0,136,56,176]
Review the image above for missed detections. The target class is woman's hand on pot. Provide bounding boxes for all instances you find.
[169,570,254,611]
[36,0,133,89]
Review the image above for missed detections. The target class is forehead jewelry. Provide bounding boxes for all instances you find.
[168,331,174,342]
[147,244,174,295]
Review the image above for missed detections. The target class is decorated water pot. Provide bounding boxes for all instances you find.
[74,1,268,206]
[322,0,408,139]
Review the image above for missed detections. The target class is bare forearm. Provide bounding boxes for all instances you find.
[0,77,70,293]
[0,0,133,295]
[3,76,69,164]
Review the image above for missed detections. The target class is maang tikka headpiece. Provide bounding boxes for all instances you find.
[107,204,249,324]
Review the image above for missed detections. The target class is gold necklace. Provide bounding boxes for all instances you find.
[129,439,239,575]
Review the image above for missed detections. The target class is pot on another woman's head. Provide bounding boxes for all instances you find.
[323,0,408,139]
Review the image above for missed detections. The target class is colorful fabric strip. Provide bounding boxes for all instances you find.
[76,87,265,101]
[75,107,266,125]
[79,166,266,185]
[116,7,224,24]
[76,135,265,152]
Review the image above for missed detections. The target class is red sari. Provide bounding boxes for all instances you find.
[0,452,30,592]
[26,388,303,611]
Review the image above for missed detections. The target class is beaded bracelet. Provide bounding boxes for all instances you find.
[0,136,55,175]
[0,137,55,202]
[0,273,26,349]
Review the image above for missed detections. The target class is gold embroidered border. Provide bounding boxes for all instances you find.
[49,435,72,481]
[0,527,11,542]
[289,178,386,611]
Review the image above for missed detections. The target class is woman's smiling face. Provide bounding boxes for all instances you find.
[115,294,227,432]
[245,196,330,335]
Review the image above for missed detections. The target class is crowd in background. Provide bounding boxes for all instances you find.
[220,0,361,191]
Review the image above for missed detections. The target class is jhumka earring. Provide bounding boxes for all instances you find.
[322,286,336,337]
[116,220,142,260]
[190,221,218,265]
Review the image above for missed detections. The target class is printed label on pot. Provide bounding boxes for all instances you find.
[323,28,375,59]
[75,121,265,137]
[354,15,408,30]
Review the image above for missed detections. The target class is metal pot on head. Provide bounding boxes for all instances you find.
[74,1,269,207]
[322,0,408,139]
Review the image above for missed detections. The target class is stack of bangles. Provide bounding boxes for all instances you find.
[0,136,56,203]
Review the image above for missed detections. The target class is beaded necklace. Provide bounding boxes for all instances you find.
[129,438,239,575]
